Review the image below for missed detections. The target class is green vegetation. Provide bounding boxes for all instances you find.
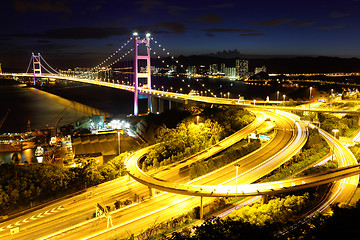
[227,193,310,226]
[165,190,325,240]
[258,128,330,183]
[319,113,359,138]
[141,105,254,170]
[0,153,128,214]
[284,201,360,240]
[142,118,224,170]
[297,160,338,177]
[189,139,261,179]
[349,143,360,162]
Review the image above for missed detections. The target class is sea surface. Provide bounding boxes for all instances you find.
[0,76,307,163]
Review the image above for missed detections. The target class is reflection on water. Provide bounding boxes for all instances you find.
[0,82,113,163]
[0,148,35,164]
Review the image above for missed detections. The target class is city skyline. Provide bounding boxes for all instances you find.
[0,0,360,70]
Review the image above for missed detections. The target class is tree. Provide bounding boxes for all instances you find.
[12,153,20,165]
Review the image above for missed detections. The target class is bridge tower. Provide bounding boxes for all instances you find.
[32,53,42,85]
[133,33,152,116]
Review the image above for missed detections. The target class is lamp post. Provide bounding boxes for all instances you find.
[235,164,240,210]
[330,89,333,108]
[283,94,286,105]
[196,116,199,125]
[332,129,339,161]
[277,91,279,102]
[117,130,123,155]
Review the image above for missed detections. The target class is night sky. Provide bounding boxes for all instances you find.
[0,0,360,71]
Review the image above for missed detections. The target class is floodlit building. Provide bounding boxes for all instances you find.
[209,64,218,75]
[186,66,196,75]
[225,67,236,78]
[255,65,267,74]
[220,63,226,74]
[236,59,249,79]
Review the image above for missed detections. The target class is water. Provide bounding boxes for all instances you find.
[0,76,308,163]
[0,79,134,163]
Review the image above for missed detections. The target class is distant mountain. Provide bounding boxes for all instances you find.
[177,54,360,74]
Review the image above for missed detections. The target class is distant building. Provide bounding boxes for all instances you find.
[220,63,226,74]
[186,66,196,75]
[209,64,218,75]
[255,65,267,74]
[236,59,249,79]
[225,67,236,78]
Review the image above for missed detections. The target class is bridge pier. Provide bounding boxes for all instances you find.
[152,97,158,114]
[148,186,155,198]
[159,98,164,113]
[148,96,153,113]
[261,194,269,204]
[200,196,204,220]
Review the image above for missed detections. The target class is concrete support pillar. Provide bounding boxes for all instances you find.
[200,196,203,220]
[152,97,158,113]
[168,100,172,110]
[159,98,164,113]
[261,194,269,204]
[148,186,155,197]
[148,96,153,113]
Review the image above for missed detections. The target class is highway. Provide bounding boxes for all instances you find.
[1,72,358,238]
[301,125,359,216]
[36,109,308,239]
[0,109,267,239]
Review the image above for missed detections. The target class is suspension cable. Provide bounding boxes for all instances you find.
[40,55,59,74]
[93,37,133,69]
[25,55,33,73]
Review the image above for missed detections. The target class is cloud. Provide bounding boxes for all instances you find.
[134,0,187,15]
[12,0,71,13]
[151,22,186,34]
[290,21,316,27]
[318,24,345,30]
[135,0,164,12]
[240,33,266,37]
[205,33,214,37]
[209,3,234,9]
[196,13,223,24]
[135,22,186,34]
[5,27,131,39]
[255,18,294,26]
[205,28,257,33]
[330,11,351,18]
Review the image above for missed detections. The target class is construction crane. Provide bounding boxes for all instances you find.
[0,109,10,130]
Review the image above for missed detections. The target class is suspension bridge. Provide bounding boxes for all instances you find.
[2,33,359,117]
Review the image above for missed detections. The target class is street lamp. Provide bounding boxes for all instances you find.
[235,164,240,210]
[330,89,333,108]
[283,94,286,105]
[277,91,279,102]
[196,116,199,125]
[331,129,339,161]
[117,130,123,155]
